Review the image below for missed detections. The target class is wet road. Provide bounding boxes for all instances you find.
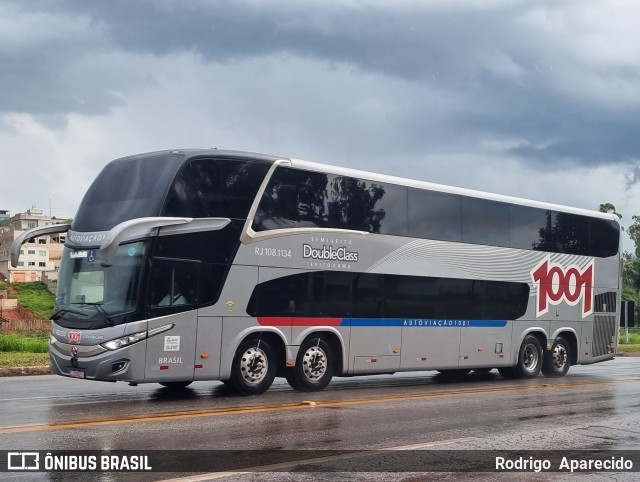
[1,357,640,481]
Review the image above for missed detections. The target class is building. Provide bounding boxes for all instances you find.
[0,208,68,284]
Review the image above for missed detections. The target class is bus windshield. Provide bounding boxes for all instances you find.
[54,241,147,325]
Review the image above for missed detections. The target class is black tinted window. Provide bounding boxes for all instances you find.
[509,205,551,250]
[248,273,302,317]
[352,273,383,317]
[153,221,242,264]
[484,281,529,320]
[74,154,183,232]
[437,279,484,319]
[408,189,462,242]
[163,158,269,219]
[151,222,243,307]
[253,168,407,235]
[253,169,336,230]
[384,275,437,318]
[324,271,353,317]
[462,197,509,247]
[345,179,407,235]
[555,212,590,255]
[248,271,529,321]
[253,167,619,258]
[590,219,620,258]
[148,259,198,314]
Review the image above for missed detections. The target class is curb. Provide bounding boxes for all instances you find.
[0,366,52,377]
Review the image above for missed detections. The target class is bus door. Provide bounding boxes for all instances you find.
[144,258,200,382]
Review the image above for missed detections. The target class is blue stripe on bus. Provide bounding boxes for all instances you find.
[343,319,508,328]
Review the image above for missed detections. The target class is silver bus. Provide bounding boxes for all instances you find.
[11,149,622,395]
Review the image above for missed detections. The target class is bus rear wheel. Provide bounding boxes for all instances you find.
[542,336,571,377]
[229,337,276,396]
[286,337,333,392]
[514,335,543,379]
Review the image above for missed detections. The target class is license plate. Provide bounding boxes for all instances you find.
[69,368,85,379]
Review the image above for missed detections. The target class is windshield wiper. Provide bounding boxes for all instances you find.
[51,307,89,321]
[73,302,115,326]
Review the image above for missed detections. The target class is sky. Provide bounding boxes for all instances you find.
[2,0,639,247]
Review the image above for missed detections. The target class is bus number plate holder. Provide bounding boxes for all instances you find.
[69,368,86,379]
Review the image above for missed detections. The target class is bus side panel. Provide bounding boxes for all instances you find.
[194,316,222,381]
[400,326,461,370]
[200,265,259,319]
[458,324,512,369]
[145,311,198,383]
[348,322,401,374]
[579,316,617,361]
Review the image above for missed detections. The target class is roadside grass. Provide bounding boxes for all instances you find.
[0,352,49,368]
[617,344,640,354]
[0,333,48,353]
[618,330,640,345]
[0,332,49,367]
[617,329,640,354]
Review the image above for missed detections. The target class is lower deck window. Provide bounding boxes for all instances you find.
[247,271,529,320]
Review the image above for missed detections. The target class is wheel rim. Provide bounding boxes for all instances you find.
[301,346,327,381]
[522,343,540,373]
[239,347,268,384]
[552,344,568,371]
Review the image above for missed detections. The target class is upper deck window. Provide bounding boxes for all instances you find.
[252,167,408,234]
[162,158,270,219]
[252,166,619,258]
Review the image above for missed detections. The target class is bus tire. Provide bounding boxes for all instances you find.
[159,381,192,389]
[229,337,276,396]
[286,337,333,392]
[514,335,543,379]
[542,336,571,377]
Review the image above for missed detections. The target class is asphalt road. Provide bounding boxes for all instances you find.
[1,357,640,481]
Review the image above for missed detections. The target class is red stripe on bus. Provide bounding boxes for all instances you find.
[257,317,343,327]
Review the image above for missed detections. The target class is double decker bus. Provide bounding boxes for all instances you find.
[11,149,621,395]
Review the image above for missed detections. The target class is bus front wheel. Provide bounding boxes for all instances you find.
[286,337,333,392]
[229,337,276,396]
[542,336,571,377]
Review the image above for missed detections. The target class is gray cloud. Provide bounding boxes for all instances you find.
[2,0,640,171]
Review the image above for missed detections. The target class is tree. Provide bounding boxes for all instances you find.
[599,202,621,218]
[628,215,640,258]
[621,212,640,304]
[597,204,638,304]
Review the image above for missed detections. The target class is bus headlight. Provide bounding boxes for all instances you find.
[101,331,147,351]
